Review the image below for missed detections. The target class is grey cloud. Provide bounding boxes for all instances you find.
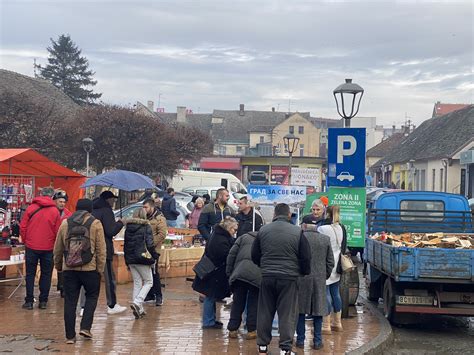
[0,0,472,125]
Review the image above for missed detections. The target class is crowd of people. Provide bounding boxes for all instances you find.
[18,186,348,353]
[192,193,348,354]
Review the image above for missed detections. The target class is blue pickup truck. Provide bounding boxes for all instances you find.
[365,191,474,323]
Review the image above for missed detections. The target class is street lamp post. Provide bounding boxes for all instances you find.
[283,133,300,185]
[82,137,94,177]
[333,79,364,128]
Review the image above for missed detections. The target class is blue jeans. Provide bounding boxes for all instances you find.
[166,220,177,227]
[327,282,342,313]
[202,296,217,326]
[296,313,323,346]
[25,248,54,303]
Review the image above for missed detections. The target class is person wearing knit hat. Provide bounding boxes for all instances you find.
[319,196,329,207]
[76,199,93,213]
[53,197,106,344]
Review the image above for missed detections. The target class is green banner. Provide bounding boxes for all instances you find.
[328,187,366,248]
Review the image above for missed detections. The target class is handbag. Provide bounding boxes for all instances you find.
[331,224,355,272]
[138,232,155,265]
[193,254,217,280]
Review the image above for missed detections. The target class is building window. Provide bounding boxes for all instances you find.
[298,126,304,134]
[289,126,294,134]
[218,145,226,156]
[236,146,242,154]
[260,136,264,143]
[299,144,304,157]
[432,169,436,191]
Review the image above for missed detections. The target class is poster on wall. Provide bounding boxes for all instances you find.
[290,167,321,190]
[270,166,289,185]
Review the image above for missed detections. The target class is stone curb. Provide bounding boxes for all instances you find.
[346,297,393,355]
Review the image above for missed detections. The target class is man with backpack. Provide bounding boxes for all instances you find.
[53,199,106,344]
[20,187,61,310]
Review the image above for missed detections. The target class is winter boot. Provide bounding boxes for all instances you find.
[331,311,343,332]
[322,315,332,335]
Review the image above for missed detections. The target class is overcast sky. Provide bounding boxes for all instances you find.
[0,0,472,126]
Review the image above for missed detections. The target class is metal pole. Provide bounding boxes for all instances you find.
[288,152,293,185]
[85,151,90,198]
[345,118,351,128]
[86,151,90,178]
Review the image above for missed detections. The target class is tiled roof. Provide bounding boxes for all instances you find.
[211,110,311,142]
[0,69,80,116]
[432,102,470,117]
[155,112,213,133]
[373,105,474,167]
[366,133,406,158]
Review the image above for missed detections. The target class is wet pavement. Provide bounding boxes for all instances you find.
[382,314,474,355]
[0,277,381,354]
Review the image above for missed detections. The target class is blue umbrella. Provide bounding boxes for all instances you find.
[81,169,155,191]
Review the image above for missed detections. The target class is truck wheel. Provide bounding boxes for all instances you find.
[383,278,396,323]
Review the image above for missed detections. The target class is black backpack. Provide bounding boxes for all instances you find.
[64,217,95,267]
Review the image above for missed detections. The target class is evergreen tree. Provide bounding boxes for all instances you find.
[40,34,102,105]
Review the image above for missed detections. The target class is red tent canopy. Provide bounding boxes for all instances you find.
[0,149,86,211]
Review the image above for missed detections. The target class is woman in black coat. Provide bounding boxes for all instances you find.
[193,216,238,329]
[124,208,160,319]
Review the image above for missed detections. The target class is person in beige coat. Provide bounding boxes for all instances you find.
[143,198,167,306]
[53,199,106,344]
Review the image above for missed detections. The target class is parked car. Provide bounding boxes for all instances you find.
[114,202,191,231]
[138,189,195,211]
[181,185,244,212]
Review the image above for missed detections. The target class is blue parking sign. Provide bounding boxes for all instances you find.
[327,128,366,187]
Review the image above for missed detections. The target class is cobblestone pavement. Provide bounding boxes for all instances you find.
[0,277,380,354]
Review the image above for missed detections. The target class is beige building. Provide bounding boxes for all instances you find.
[271,113,321,157]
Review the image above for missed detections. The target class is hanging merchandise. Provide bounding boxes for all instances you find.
[23,184,33,203]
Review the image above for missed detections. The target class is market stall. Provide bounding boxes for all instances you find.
[0,148,86,221]
[0,149,85,290]
[112,228,203,284]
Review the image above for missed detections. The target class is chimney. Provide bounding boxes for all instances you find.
[147,100,154,111]
[392,125,396,135]
[177,106,187,123]
[404,124,410,137]
[272,107,275,112]
[239,104,245,116]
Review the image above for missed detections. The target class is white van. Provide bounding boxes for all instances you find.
[170,170,247,194]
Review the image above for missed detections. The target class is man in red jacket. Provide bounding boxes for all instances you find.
[20,187,61,310]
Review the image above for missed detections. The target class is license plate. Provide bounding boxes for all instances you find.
[396,295,433,305]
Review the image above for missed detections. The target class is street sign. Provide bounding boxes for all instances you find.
[328,187,366,248]
[327,128,366,187]
[290,167,321,190]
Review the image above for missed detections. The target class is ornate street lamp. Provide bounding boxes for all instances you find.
[82,137,94,178]
[333,78,364,127]
[283,133,300,185]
